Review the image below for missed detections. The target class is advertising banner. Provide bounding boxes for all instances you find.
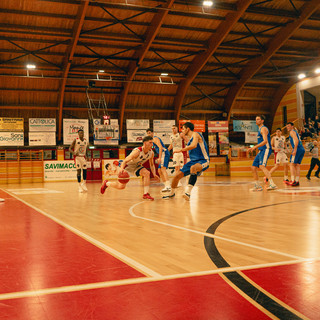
[179,120,205,132]
[127,129,146,143]
[208,132,217,156]
[63,119,89,145]
[0,118,24,131]
[94,124,119,146]
[233,120,258,132]
[0,132,24,146]
[208,121,228,132]
[29,132,56,146]
[245,132,258,143]
[126,119,149,130]
[44,160,78,181]
[29,118,56,132]
[219,132,230,155]
[153,120,175,145]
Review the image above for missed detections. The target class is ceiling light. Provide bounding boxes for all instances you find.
[26,64,36,69]
[160,73,168,76]
[315,68,320,74]
[99,70,105,73]
[298,73,306,79]
[203,1,213,6]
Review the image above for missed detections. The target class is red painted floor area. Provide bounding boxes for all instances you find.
[243,261,320,319]
[0,274,270,320]
[0,191,144,295]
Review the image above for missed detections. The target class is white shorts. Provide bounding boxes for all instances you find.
[75,156,87,169]
[275,151,288,164]
[172,152,184,167]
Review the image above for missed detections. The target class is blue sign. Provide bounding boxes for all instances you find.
[233,120,259,132]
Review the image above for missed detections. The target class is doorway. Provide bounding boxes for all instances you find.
[304,90,316,121]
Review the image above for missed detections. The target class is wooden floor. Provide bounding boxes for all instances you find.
[1,176,320,319]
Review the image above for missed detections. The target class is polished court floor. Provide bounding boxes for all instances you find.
[0,176,320,319]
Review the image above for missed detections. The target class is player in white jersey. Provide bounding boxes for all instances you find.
[100,136,160,200]
[269,128,289,182]
[168,125,185,187]
[69,129,89,193]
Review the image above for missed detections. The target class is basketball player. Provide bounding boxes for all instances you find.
[269,128,289,182]
[306,141,320,180]
[146,128,171,192]
[286,122,305,186]
[163,122,209,201]
[100,136,160,200]
[167,125,185,187]
[69,129,89,193]
[248,115,277,191]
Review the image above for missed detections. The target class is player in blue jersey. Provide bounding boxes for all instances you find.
[286,122,305,186]
[248,115,277,191]
[146,128,171,192]
[162,122,210,201]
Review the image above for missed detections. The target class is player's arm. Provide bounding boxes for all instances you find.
[178,132,199,153]
[153,137,163,160]
[119,149,139,172]
[290,131,298,155]
[167,143,173,151]
[248,127,268,152]
[271,136,275,151]
[149,152,160,181]
[69,139,76,155]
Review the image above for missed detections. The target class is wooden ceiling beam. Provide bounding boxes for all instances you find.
[173,0,253,123]
[57,0,89,141]
[118,0,175,137]
[224,0,320,121]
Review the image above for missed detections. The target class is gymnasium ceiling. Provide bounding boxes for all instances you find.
[1,0,320,139]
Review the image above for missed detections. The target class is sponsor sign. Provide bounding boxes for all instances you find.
[245,132,258,143]
[208,132,217,156]
[29,132,56,146]
[219,132,229,155]
[154,131,171,145]
[44,160,77,181]
[127,129,146,143]
[0,132,24,146]
[233,120,258,132]
[126,119,149,130]
[29,118,56,132]
[63,119,89,145]
[154,120,175,145]
[208,121,228,132]
[179,120,205,132]
[0,118,24,131]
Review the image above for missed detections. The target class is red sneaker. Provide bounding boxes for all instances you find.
[291,181,300,186]
[100,180,108,194]
[283,179,290,184]
[143,193,154,201]
[285,180,293,185]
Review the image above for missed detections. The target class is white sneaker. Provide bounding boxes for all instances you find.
[266,184,277,191]
[183,193,190,201]
[250,185,263,192]
[161,186,172,193]
[81,181,88,192]
[79,185,84,193]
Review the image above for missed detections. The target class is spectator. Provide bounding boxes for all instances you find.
[301,128,313,140]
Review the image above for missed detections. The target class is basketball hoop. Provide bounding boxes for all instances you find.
[105,136,112,141]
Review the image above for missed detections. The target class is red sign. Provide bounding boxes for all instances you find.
[208,121,229,133]
[179,120,205,132]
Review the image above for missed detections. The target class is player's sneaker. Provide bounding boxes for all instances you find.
[81,181,88,192]
[183,193,191,201]
[250,185,263,192]
[100,180,108,194]
[162,193,175,200]
[285,180,292,185]
[266,184,277,191]
[263,177,269,184]
[315,174,320,178]
[291,181,300,186]
[143,193,154,201]
[283,179,290,183]
[161,186,172,193]
[79,185,83,193]
[306,175,311,180]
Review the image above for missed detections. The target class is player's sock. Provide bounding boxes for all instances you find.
[269,178,275,185]
[296,177,300,182]
[291,175,295,182]
[165,180,171,188]
[284,175,288,180]
[254,180,261,187]
[185,184,193,194]
[144,186,149,194]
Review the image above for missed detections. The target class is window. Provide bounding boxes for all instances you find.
[283,106,287,127]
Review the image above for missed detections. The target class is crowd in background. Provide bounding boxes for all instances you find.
[300,115,320,140]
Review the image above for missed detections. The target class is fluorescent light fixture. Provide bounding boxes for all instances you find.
[26,64,36,69]
[203,1,213,6]
[298,73,306,79]
[89,146,95,149]
[315,68,320,74]
[160,73,168,76]
[99,70,105,73]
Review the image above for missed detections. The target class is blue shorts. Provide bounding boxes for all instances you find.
[252,149,272,167]
[158,151,170,169]
[180,159,209,176]
[290,148,305,164]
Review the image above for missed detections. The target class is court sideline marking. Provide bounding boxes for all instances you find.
[129,201,305,260]
[1,188,161,278]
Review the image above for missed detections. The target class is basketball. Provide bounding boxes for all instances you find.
[118,171,130,184]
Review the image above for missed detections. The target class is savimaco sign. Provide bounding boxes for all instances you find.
[44,161,78,181]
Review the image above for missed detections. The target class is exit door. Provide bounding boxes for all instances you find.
[86,149,102,181]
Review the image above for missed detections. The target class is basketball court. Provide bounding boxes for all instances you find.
[1,176,319,319]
